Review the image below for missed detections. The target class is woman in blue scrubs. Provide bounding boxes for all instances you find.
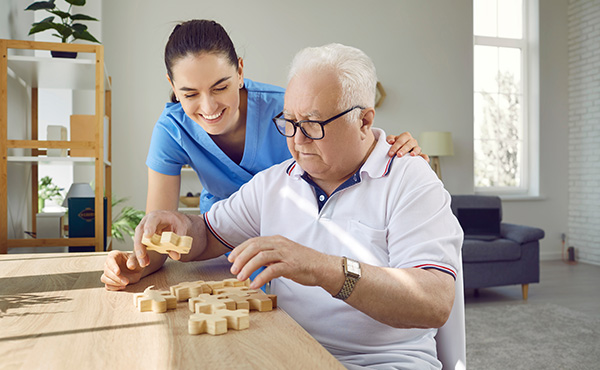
[101,19,426,290]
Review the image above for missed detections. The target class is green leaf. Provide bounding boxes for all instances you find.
[66,0,86,6]
[32,16,55,25]
[28,21,55,36]
[49,10,70,19]
[25,1,56,11]
[71,23,88,32]
[70,14,98,21]
[73,29,100,44]
[50,23,72,38]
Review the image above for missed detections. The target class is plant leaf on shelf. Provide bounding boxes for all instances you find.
[70,14,98,21]
[66,0,86,6]
[25,0,56,11]
[73,29,99,43]
[49,10,70,19]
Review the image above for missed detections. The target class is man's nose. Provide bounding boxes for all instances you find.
[294,127,313,144]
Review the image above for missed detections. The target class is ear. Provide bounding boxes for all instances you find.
[360,108,376,136]
[237,57,245,86]
[166,73,178,98]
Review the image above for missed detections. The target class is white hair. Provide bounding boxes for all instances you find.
[287,43,377,120]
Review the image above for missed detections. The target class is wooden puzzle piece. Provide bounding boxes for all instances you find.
[217,288,274,312]
[170,280,211,301]
[188,309,250,335]
[189,293,236,313]
[211,286,253,296]
[133,285,177,313]
[142,232,192,255]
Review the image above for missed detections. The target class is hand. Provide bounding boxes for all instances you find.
[387,132,430,163]
[227,235,335,290]
[133,210,194,267]
[101,250,143,291]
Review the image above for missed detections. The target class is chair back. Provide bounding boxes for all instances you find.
[435,254,466,370]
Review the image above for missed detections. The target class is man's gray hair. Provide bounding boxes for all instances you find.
[287,43,377,118]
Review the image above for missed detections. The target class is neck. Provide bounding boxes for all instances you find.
[312,135,377,196]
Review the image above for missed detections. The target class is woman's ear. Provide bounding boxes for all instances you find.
[166,73,177,96]
[238,57,245,87]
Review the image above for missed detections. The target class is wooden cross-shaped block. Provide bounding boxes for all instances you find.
[218,288,276,312]
[188,309,250,335]
[188,293,236,314]
[133,285,177,313]
[142,232,192,255]
[170,280,211,301]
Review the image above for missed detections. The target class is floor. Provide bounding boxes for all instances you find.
[464,260,600,316]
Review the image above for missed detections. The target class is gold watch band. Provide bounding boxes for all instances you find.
[333,257,361,301]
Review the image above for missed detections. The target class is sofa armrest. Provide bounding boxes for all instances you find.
[501,223,545,244]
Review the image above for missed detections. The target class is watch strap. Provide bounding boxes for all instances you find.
[333,257,361,301]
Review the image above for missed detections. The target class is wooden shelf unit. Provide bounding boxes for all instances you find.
[0,39,112,253]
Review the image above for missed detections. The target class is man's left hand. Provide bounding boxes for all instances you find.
[227,235,336,290]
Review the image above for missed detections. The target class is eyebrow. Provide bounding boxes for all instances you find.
[178,76,232,92]
[282,109,321,119]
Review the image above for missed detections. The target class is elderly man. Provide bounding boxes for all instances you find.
[103,43,462,369]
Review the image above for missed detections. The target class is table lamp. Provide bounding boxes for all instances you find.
[62,183,95,207]
[418,131,454,180]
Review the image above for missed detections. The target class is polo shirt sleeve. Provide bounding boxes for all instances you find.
[146,105,191,176]
[387,158,463,279]
[203,170,266,249]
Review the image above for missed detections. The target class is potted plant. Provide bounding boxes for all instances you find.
[38,175,63,211]
[25,0,100,58]
[111,196,145,242]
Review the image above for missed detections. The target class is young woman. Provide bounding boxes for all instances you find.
[101,20,427,290]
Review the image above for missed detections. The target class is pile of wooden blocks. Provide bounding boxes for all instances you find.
[133,278,276,336]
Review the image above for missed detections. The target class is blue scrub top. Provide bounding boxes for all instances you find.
[146,79,291,213]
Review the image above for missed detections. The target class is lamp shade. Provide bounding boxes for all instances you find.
[418,131,454,157]
[62,183,95,207]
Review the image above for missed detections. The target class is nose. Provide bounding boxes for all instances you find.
[293,128,313,145]
[199,93,218,115]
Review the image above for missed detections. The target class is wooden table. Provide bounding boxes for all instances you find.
[0,252,344,369]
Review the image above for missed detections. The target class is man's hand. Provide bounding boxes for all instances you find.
[227,235,340,291]
[101,250,143,291]
[387,132,430,162]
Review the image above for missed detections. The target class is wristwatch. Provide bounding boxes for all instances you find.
[333,257,361,300]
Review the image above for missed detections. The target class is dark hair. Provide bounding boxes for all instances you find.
[165,20,238,103]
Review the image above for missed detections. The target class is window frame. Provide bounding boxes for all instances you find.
[473,0,539,197]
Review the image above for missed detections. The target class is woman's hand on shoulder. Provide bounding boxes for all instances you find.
[386,132,430,163]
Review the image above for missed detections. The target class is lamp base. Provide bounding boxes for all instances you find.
[430,156,442,180]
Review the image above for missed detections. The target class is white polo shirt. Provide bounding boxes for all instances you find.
[205,128,463,369]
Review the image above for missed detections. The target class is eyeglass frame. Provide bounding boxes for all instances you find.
[272,105,365,140]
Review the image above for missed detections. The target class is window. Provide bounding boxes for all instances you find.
[473,0,537,195]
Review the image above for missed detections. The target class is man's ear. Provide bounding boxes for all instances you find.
[360,108,376,135]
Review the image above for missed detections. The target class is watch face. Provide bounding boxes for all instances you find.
[346,259,361,275]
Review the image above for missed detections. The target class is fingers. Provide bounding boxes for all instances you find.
[102,251,130,290]
[168,250,181,261]
[387,132,417,157]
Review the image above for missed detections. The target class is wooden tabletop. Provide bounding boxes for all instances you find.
[0,252,344,370]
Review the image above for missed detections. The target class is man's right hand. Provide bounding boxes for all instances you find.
[101,250,144,291]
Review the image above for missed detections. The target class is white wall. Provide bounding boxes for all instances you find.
[101,0,569,257]
[568,1,600,265]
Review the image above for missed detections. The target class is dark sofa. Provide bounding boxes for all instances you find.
[450,195,545,300]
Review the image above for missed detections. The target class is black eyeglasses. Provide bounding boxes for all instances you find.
[272,105,365,140]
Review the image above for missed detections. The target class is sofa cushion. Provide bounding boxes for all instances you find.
[462,238,522,263]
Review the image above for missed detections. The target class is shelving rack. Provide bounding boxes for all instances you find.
[0,39,112,253]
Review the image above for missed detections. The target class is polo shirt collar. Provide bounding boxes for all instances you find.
[285,128,394,180]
